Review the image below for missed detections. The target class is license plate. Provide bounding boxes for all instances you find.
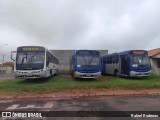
[86,74,91,76]
[26,74,32,77]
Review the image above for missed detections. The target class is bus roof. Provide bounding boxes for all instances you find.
[17,46,59,60]
[101,50,148,57]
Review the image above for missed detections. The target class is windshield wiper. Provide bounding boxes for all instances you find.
[82,55,87,65]
[89,56,94,65]
[19,53,27,67]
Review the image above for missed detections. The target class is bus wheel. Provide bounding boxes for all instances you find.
[56,69,59,75]
[114,70,119,77]
[50,70,52,77]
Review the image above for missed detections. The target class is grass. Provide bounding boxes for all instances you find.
[0,75,160,94]
[59,70,70,74]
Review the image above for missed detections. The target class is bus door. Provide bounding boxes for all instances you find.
[120,55,129,75]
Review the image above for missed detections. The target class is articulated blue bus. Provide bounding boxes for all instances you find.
[101,50,151,77]
[70,50,101,78]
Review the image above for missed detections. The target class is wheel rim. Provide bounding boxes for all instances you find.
[115,71,119,77]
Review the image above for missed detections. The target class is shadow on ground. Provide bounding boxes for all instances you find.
[102,73,149,80]
[74,78,97,82]
[122,76,149,80]
[18,77,51,84]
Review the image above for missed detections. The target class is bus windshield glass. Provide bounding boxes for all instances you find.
[131,55,150,67]
[16,51,45,70]
[77,55,100,69]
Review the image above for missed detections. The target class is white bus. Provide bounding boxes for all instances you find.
[11,46,59,79]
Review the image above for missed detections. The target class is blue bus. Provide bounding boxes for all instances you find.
[101,50,151,77]
[70,50,101,78]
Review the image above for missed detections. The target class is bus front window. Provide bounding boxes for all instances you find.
[131,55,150,67]
[16,52,45,70]
[77,56,100,68]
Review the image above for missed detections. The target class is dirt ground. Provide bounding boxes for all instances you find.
[1,88,160,100]
[0,74,160,99]
[0,74,15,82]
[59,74,72,79]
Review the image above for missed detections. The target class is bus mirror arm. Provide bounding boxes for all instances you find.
[11,51,17,61]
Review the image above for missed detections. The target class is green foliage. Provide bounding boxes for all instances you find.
[59,70,70,74]
[0,75,160,94]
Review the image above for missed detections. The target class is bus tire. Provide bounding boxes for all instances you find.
[114,70,119,77]
[50,70,52,77]
[56,69,59,75]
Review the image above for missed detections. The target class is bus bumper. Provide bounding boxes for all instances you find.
[74,71,101,78]
[130,70,151,77]
[15,70,46,79]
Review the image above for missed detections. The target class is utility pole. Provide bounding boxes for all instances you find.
[0,44,8,66]
[2,54,4,66]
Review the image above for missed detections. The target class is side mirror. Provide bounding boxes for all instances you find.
[11,51,17,61]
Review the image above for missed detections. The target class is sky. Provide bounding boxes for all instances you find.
[0,0,160,62]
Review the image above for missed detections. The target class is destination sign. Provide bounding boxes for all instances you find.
[17,46,45,52]
[76,50,99,55]
[130,51,147,55]
[22,47,39,51]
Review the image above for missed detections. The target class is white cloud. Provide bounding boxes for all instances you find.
[0,0,160,61]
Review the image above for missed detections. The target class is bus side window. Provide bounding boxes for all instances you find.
[107,56,112,64]
[111,56,113,64]
[116,54,119,63]
[46,52,50,66]
[52,56,55,63]
[125,56,128,61]
[113,55,116,63]
[106,57,109,64]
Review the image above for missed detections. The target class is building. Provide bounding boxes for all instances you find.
[0,62,14,67]
[0,62,14,74]
[148,48,160,75]
[51,50,108,71]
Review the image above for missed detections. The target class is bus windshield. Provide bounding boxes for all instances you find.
[131,55,150,67]
[77,55,100,68]
[16,51,45,70]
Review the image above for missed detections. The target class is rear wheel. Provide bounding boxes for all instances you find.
[55,69,58,75]
[50,70,52,77]
[114,70,119,77]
